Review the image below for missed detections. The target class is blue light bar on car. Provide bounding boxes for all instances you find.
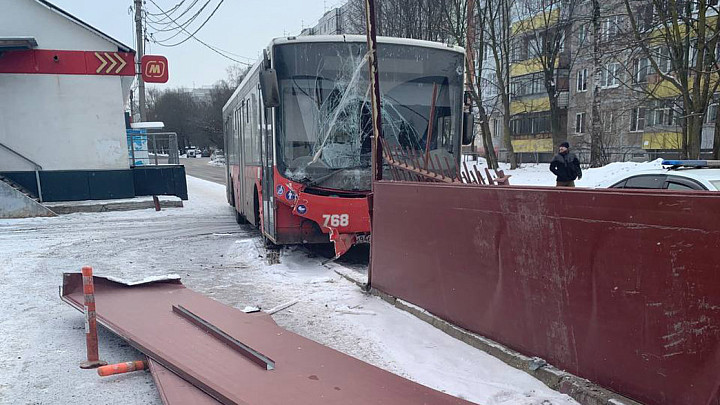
[662,160,720,168]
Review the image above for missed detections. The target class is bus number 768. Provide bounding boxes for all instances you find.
[323,214,349,228]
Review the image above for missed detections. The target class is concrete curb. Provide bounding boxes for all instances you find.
[45,197,183,214]
[332,267,643,405]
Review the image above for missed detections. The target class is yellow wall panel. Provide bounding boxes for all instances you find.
[511,8,560,35]
[510,58,545,77]
[510,96,551,115]
[511,138,554,153]
[642,132,682,150]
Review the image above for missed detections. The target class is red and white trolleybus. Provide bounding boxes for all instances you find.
[222,35,469,257]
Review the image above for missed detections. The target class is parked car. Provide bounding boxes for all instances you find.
[609,160,720,191]
[186,148,197,158]
[201,149,211,157]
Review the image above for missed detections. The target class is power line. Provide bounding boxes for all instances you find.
[155,0,223,46]
[146,0,254,65]
[147,0,222,45]
[145,0,188,18]
[151,0,214,41]
[146,0,203,31]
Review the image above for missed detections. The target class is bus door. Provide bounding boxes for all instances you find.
[258,91,276,241]
[235,104,245,211]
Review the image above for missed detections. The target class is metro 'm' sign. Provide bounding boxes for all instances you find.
[141,55,169,83]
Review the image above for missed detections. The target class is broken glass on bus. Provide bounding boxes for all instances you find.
[273,41,464,191]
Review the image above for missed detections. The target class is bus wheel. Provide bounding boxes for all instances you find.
[253,188,261,229]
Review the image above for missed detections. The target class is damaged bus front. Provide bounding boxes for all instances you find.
[223,35,467,257]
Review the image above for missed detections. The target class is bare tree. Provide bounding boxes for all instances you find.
[465,0,501,169]
[484,0,518,168]
[516,0,581,147]
[147,90,198,149]
[588,0,607,166]
[347,0,453,41]
[225,64,249,89]
[623,0,720,159]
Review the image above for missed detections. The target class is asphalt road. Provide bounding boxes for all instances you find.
[179,157,226,185]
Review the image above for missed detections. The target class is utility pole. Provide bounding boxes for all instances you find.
[134,0,146,121]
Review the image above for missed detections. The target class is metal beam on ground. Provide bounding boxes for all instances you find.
[172,304,275,371]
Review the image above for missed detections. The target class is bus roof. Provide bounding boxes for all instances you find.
[223,35,465,113]
[271,35,465,54]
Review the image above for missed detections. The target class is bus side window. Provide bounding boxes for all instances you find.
[251,93,259,164]
[243,98,252,164]
[234,105,242,165]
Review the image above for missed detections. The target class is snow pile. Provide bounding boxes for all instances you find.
[466,157,664,188]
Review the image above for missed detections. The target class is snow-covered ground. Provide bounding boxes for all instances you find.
[466,157,664,188]
[0,176,577,405]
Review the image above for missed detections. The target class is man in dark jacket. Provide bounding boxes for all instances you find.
[549,142,582,187]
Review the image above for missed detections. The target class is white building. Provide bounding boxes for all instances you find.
[0,0,186,202]
[299,2,359,36]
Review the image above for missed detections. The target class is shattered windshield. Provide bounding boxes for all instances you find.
[274,41,464,191]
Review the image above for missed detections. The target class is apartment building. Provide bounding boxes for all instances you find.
[490,0,718,163]
[299,3,360,36]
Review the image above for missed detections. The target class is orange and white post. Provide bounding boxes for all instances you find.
[79,266,107,369]
[97,360,147,377]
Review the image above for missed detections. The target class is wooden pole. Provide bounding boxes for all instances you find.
[424,83,439,170]
[365,0,384,183]
[364,0,383,293]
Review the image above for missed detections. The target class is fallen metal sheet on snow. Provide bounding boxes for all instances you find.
[148,360,221,405]
[60,275,219,405]
[147,309,279,405]
[61,273,473,405]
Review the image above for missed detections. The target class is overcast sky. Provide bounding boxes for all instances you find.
[50,0,343,88]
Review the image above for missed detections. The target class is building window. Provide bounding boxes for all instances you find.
[689,40,699,68]
[579,24,588,44]
[601,63,621,87]
[486,73,498,95]
[602,111,614,132]
[638,4,654,31]
[532,115,550,133]
[655,47,672,73]
[648,105,676,127]
[575,112,586,133]
[577,68,588,92]
[634,58,650,83]
[511,41,524,62]
[630,107,646,132]
[494,119,501,137]
[708,103,718,124]
[602,16,621,41]
[528,36,541,59]
[510,114,551,136]
[532,74,544,94]
[511,73,544,97]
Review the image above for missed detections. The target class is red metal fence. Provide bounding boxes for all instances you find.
[370,181,720,405]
